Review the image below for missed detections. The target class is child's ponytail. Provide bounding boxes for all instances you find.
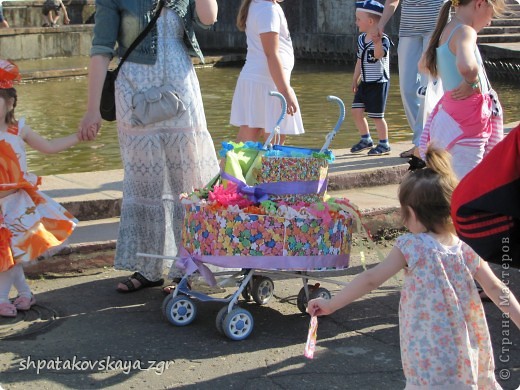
[424,147,458,188]
[424,1,452,77]
[399,146,458,234]
[237,0,253,31]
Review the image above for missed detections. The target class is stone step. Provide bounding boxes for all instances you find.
[478,33,520,43]
[483,26,520,34]
[492,18,520,26]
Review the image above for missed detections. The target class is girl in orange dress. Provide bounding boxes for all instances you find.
[0,60,81,317]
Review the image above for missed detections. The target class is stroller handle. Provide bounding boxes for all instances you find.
[320,95,345,153]
[263,91,287,149]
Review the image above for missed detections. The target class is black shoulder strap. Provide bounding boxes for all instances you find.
[113,0,165,76]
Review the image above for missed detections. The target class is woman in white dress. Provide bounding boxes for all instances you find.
[79,0,220,292]
[231,0,304,144]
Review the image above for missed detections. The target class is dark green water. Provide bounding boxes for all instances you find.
[14,62,519,176]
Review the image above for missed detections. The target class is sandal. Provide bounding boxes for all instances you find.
[399,147,416,158]
[13,294,36,311]
[350,139,374,153]
[367,144,391,156]
[0,302,17,318]
[116,272,164,293]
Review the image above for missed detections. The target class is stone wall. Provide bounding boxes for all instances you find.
[202,0,363,59]
[1,0,401,61]
[199,0,401,61]
[2,0,95,27]
[0,25,93,60]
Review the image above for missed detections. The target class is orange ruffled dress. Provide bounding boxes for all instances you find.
[0,120,77,272]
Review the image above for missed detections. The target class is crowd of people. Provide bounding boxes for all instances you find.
[0,0,519,388]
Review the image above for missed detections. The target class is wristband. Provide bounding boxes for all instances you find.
[465,78,479,89]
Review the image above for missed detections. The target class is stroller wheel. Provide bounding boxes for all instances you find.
[223,308,254,341]
[310,287,331,301]
[161,293,173,318]
[215,305,229,334]
[165,296,197,326]
[252,276,274,305]
[296,285,312,313]
[241,282,253,302]
[297,284,330,313]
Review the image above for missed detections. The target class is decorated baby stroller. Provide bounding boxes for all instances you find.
[141,93,355,340]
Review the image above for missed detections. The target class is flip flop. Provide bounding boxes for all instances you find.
[13,294,36,311]
[0,302,17,317]
[399,147,416,158]
[116,272,164,293]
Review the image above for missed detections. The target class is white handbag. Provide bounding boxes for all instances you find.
[130,85,186,127]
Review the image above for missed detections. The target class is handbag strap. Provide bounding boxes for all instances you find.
[112,0,165,77]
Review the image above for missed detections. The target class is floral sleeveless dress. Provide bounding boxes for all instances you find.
[0,120,77,272]
[396,233,501,389]
[113,8,219,281]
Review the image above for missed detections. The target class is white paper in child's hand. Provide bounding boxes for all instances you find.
[304,315,318,359]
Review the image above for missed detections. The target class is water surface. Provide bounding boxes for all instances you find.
[14,62,519,176]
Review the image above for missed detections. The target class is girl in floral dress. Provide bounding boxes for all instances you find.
[0,60,80,317]
[308,147,520,389]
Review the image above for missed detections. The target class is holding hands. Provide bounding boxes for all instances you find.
[78,112,101,141]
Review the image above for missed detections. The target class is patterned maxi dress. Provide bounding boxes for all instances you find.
[0,120,77,272]
[114,8,219,281]
[396,233,501,389]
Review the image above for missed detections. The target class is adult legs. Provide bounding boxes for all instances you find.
[397,34,431,148]
[236,125,264,143]
[236,125,287,146]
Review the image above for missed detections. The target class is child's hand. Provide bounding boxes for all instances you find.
[78,112,102,141]
[307,298,333,317]
[371,32,382,43]
[282,88,298,116]
[352,80,358,93]
[64,16,70,25]
[451,80,479,100]
[369,26,382,42]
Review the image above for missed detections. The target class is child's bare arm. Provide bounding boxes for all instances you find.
[260,31,298,116]
[307,246,406,316]
[352,59,361,92]
[474,260,520,330]
[418,52,428,75]
[22,124,80,154]
[454,26,479,86]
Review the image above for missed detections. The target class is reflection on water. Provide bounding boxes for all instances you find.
[15,62,518,176]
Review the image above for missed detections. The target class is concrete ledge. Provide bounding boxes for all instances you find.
[42,160,408,221]
[61,199,121,222]
[328,165,408,191]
